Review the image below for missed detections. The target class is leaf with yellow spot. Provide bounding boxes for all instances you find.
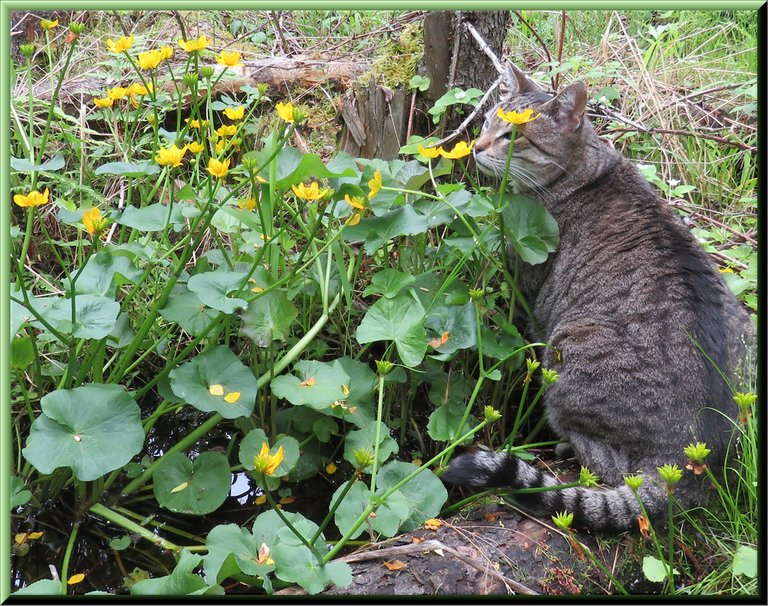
[208,384,224,396]
[170,481,189,493]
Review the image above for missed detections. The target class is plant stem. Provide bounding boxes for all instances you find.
[89,502,181,553]
[60,521,80,594]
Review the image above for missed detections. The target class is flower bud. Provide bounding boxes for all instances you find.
[200,66,215,79]
[375,360,394,376]
[483,406,502,423]
[20,44,36,58]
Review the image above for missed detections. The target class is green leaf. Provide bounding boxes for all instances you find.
[375,461,447,531]
[241,291,297,347]
[427,405,474,442]
[502,194,559,265]
[362,269,415,299]
[131,549,217,595]
[71,247,142,297]
[95,161,160,176]
[271,544,351,595]
[332,481,410,539]
[343,421,398,472]
[169,345,257,419]
[732,545,757,578]
[479,323,525,362]
[109,535,132,551]
[10,336,34,369]
[238,428,300,489]
[409,74,431,91]
[117,202,186,232]
[271,147,356,189]
[344,205,430,254]
[160,287,219,336]
[13,579,65,596]
[271,360,350,411]
[642,555,678,583]
[356,295,427,367]
[10,475,32,508]
[22,384,144,481]
[153,451,231,515]
[203,524,274,590]
[11,152,66,173]
[187,269,249,314]
[425,301,476,355]
[46,294,120,340]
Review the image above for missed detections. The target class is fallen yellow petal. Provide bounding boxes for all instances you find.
[170,481,189,493]
[224,391,241,403]
[67,573,86,585]
[208,384,224,396]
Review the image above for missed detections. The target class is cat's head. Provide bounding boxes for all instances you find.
[474,62,591,194]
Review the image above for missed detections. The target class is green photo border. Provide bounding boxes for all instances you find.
[2,1,763,600]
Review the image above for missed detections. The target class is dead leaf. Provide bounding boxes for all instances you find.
[383,560,407,571]
[428,331,450,348]
[638,515,651,540]
[257,543,275,565]
[423,518,442,530]
[279,495,297,505]
[483,511,505,521]
[411,537,425,543]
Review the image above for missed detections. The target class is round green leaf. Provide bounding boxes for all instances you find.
[425,301,477,355]
[153,451,231,515]
[11,476,32,508]
[427,405,475,443]
[22,384,144,481]
[356,294,427,367]
[160,288,218,336]
[10,336,34,369]
[361,269,416,299]
[117,202,185,232]
[13,579,65,596]
[502,193,559,265]
[187,269,249,314]
[204,524,274,589]
[71,248,141,297]
[46,294,120,340]
[241,291,298,347]
[95,161,160,176]
[169,346,257,419]
[376,461,447,531]
[332,481,410,539]
[131,549,216,595]
[270,360,350,410]
[344,205,430,255]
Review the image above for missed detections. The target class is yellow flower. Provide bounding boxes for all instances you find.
[238,198,257,211]
[128,82,152,96]
[137,49,165,70]
[207,158,231,179]
[440,140,473,159]
[160,45,174,60]
[368,170,382,200]
[253,442,285,476]
[40,19,59,31]
[186,118,209,129]
[275,101,295,123]
[224,106,245,121]
[216,50,242,68]
[155,144,187,168]
[418,144,441,159]
[291,182,330,201]
[215,124,238,137]
[105,35,134,54]
[215,139,227,156]
[187,141,204,154]
[107,86,128,101]
[14,188,50,208]
[178,35,209,53]
[344,194,365,210]
[496,107,540,125]
[82,207,110,237]
[93,96,113,108]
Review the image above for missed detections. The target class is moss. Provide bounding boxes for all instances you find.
[359,22,423,89]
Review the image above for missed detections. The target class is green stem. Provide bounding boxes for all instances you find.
[369,375,386,496]
[60,521,80,594]
[310,474,360,545]
[36,37,78,166]
[89,502,182,553]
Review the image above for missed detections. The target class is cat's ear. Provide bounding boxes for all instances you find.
[499,61,544,98]
[544,82,587,132]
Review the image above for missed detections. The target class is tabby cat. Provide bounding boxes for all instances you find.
[442,63,755,532]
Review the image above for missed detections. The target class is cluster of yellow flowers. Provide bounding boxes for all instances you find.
[93,82,154,109]
[137,45,173,70]
[417,140,473,160]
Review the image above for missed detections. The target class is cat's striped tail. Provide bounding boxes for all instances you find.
[442,449,668,532]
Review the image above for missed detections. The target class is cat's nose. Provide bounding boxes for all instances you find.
[474,135,491,153]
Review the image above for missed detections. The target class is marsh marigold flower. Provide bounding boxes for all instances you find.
[440,140,473,159]
[178,35,209,53]
[93,97,113,108]
[14,188,50,208]
[215,124,238,137]
[186,141,204,154]
[253,442,285,476]
[418,144,441,159]
[216,50,242,68]
[137,48,165,70]
[275,101,295,123]
[155,144,187,168]
[186,118,208,129]
[128,82,152,96]
[207,158,230,179]
[368,170,382,200]
[292,182,330,201]
[224,106,245,121]
[105,35,134,54]
[82,207,110,237]
[496,107,540,125]
[107,86,128,101]
[40,19,59,31]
